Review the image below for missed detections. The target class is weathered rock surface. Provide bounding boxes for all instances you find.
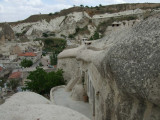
[0,31,5,44]
[1,23,15,42]
[0,92,90,120]
[57,13,160,120]
[10,8,151,40]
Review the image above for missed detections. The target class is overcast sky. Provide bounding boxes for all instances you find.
[0,0,159,22]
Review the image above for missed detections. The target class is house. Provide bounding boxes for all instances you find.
[8,71,22,79]
[18,52,37,63]
[81,37,88,44]
[18,52,36,57]
[112,21,121,27]
[84,41,92,45]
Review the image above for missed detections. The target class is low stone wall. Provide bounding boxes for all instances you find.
[50,85,65,104]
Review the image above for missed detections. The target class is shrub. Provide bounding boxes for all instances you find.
[43,33,48,37]
[99,4,102,7]
[93,32,100,40]
[68,34,74,39]
[20,59,33,68]
[85,6,89,8]
[90,32,100,40]
[44,38,54,45]
[49,13,53,16]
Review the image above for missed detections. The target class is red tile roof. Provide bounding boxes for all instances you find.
[18,52,37,57]
[0,67,3,72]
[9,72,22,79]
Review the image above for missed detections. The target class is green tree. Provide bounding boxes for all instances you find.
[50,55,54,65]
[20,59,33,68]
[50,52,58,65]
[80,4,84,7]
[99,4,102,7]
[48,13,53,16]
[85,5,89,8]
[53,54,57,65]
[24,68,65,95]
[96,6,100,10]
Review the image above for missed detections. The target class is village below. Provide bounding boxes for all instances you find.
[0,3,160,120]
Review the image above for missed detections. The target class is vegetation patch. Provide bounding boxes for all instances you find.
[43,38,66,52]
[24,68,65,95]
[20,59,33,68]
[90,32,100,40]
[42,31,55,38]
[34,37,66,65]
[68,25,90,39]
[90,15,138,40]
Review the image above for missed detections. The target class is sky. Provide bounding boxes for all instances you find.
[0,0,159,22]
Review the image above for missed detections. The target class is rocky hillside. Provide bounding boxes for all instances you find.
[0,3,160,43]
[57,12,160,120]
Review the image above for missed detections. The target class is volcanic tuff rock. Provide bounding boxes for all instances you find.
[57,13,160,120]
[1,23,15,41]
[0,92,90,120]
[0,31,5,44]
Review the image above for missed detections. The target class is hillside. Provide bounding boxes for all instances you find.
[0,3,160,45]
[0,3,159,25]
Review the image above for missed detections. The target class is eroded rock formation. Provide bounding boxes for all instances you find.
[57,13,160,120]
[2,23,15,41]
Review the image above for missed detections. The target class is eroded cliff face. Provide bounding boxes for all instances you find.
[57,13,160,120]
[12,12,92,40]
[10,8,146,40]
